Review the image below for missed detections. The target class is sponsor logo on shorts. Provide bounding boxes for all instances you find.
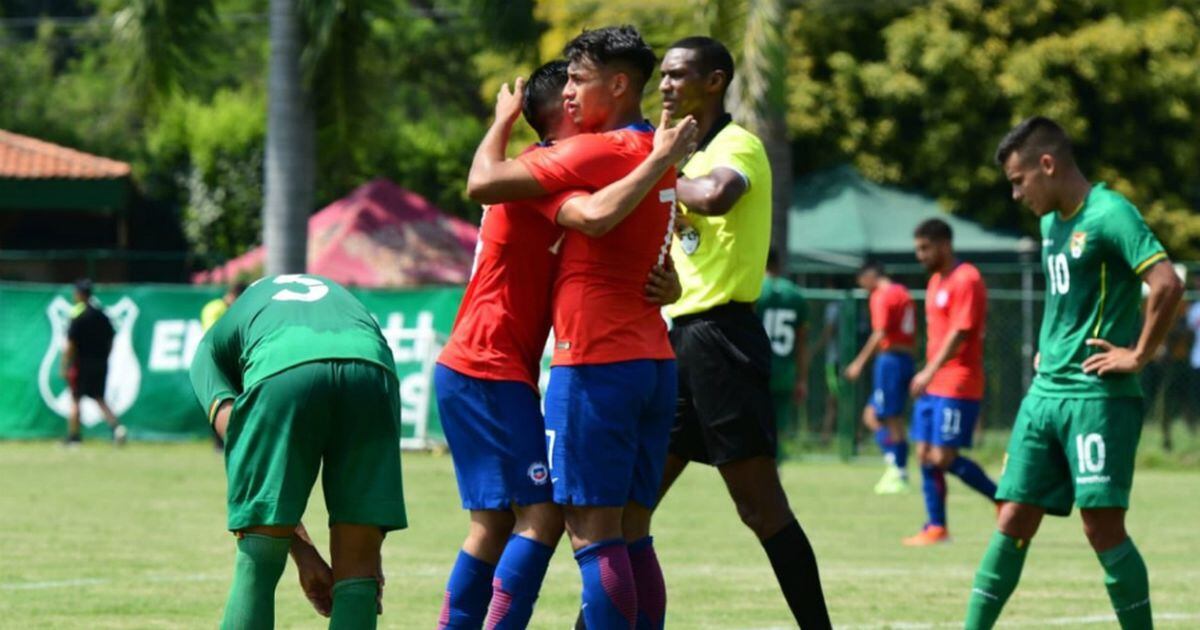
[1075,474,1111,485]
[528,462,550,485]
[555,340,571,351]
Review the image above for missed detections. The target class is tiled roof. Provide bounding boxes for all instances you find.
[0,129,131,180]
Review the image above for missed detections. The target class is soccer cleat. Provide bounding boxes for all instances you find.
[874,467,910,495]
[62,434,82,449]
[112,425,128,446]
[902,525,951,546]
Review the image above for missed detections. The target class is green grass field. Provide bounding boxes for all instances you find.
[0,442,1197,629]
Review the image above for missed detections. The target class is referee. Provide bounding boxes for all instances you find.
[656,37,830,628]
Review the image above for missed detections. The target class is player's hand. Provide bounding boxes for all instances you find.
[652,110,698,164]
[644,256,682,305]
[910,367,934,398]
[291,542,334,617]
[1034,351,1041,371]
[794,380,808,402]
[843,361,862,382]
[1082,339,1145,376]
[494,78,526,127]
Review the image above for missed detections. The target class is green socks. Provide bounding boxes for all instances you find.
[220,534,291,630]
[329,577,379,630]
[965,530,1030,630]
[1098,538,1152,629]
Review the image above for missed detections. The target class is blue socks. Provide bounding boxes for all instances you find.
[947,456,997,500]
[921,464,948,527]
[486,535,555,629]
[438,550,496,629]
[575,538,637,629]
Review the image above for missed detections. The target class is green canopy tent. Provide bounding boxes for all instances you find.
[787,165,1034,268]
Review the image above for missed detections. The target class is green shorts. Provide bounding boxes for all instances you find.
[225,360,407,532]
[995,394,1143,517]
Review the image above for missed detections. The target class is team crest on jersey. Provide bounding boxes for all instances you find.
[935,289,949,308]
[1070,231,1088,259]
[678,225,700,255]
[38,296,142,426]
[527,462,549,486]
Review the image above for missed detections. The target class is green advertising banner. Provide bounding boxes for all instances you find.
[0,282,464,447]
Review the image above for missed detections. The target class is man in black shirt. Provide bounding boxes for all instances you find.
[61,279,127,445]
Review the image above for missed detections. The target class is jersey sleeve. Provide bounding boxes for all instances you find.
[949,276,984,332]
[705,131,768,192]
[1105,202,1168,275]
[189,319,240,425]
[869,292,887,331]
[529,189,591,224]
[517,135,627,194]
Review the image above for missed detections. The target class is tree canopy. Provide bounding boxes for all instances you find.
[1,0,1197,263]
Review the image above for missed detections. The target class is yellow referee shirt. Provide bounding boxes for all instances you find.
[666,118,772,318]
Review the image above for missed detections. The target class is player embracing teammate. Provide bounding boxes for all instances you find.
[439,26,698,630]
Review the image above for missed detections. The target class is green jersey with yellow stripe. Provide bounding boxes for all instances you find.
[1031,183,1167,399]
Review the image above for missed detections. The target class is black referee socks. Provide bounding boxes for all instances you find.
[762,519,832,629]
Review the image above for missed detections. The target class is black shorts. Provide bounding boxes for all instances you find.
[69,362,108,400]
[668,302,776,466]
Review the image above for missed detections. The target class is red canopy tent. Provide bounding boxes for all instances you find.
[194,179,478,287]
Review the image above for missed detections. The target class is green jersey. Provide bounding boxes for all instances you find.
[190,274,396,422]
[1031,183,1167,399]
[757,274,809,392]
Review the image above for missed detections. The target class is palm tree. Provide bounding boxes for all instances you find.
[264,0,314,275]
[709,0,792,257]
[111,0,217,109]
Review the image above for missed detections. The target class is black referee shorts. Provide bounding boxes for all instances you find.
[668,302,776,466]
[69,362,108,401]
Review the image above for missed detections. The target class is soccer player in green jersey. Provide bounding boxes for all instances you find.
[190,274,407,630]
[964,117,1183,630]
[757,249,810,453]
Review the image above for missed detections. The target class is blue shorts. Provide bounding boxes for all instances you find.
[870,352,915,418]
[544,359,677,509]
[434,364,553,510]
[910,394,981,448]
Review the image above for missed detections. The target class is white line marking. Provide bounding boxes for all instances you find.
[820,611,1200,630]
[0,573,224,591]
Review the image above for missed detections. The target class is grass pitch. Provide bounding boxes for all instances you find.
[0,441,1197,629]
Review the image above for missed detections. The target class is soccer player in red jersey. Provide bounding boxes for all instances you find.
[467,26,686,630]
[443,50,696,628]
[903,219,998,546]
[845,262,917,494]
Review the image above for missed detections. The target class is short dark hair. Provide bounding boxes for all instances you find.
[563,25,656,90]
[858,261,886,277]
[914,218,953,243]
[995,116,1074,166]
[666,36,735,88]
[74,278,93,297]
[523,60,569,140]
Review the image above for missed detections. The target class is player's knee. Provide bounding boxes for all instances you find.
[928,448,956,469]
[733,495,792,539]
[1081,512,1127,552]
[514,503,564,547]
[996,502,1042,540]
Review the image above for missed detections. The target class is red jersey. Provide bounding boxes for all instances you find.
[925,262,987,400]
[438,150,581,388]
[869,281,916,350]
[518,126,676,366]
